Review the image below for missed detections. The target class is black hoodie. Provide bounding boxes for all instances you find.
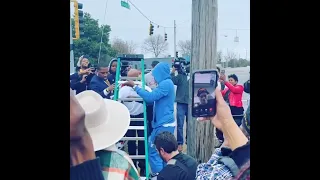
[107,59,117,85]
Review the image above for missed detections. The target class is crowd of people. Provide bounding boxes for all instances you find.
[70,55,250,180]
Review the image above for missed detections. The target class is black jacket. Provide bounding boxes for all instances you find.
[70,158,104,180]
[70,73,94,94]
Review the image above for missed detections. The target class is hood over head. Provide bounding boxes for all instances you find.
[151,62,170,83]
[108,58,117,75]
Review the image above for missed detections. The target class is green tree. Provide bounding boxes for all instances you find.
[71,13,117,66]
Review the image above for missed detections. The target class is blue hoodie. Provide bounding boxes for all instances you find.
[135,62,175,128]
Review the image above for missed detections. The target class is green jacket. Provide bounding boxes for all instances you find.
[171,73,189,104]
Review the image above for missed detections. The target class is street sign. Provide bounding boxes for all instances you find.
[121,1,130,9]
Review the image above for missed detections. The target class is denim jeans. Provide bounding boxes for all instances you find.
[176,103,188,145]
[148,126,175,173]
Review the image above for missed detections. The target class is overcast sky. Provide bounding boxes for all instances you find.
[73,0,250,59]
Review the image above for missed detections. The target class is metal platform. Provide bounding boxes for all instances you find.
[117,54,144,61]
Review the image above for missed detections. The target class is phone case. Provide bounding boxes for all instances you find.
[191,69,219,117]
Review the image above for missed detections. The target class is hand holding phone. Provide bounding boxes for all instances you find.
[197,88,233,129]
[192,70,218,117]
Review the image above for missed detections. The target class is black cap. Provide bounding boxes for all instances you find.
[197,88,209,97]
[151,61,159,67]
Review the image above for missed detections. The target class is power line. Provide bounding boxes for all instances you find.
[127,0,174,28]
[98,0,109,63]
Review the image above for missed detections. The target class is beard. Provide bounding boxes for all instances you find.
[81,65,88,69]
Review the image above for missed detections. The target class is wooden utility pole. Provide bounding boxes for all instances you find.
[187,0,218,163]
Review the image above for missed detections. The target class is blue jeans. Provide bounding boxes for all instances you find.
[176,103,188,145]
[148,126,175,173]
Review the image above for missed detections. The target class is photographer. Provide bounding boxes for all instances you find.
[70,55,95,94]
[171,60,189,152]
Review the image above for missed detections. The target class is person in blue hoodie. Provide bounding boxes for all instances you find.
[123,62,176,174]
[89,62,115,99]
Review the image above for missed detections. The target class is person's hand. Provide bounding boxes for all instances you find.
[171,67,176,73]
[220,74,226,82]
[70,89,95,166]
[85,68,94,74]
[197,88,234,130]
[80,75,88,83]
[123,80,135,87]
[107,84,115,91]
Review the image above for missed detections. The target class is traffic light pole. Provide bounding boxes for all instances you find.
[174,20,177,57]
[70,18,75,74]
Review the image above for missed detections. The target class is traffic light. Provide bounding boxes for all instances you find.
[149,23,154,36]
[176,51,178,58]
[164,33,167,41]
[74,1,84,39]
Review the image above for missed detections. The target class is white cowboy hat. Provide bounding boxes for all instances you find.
[75,90,130,151]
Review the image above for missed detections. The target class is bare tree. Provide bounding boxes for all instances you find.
[224,51,237,62]
[142,35,168,57]
[217,50,223,63]
[178,40,191,56]
[112,37,137,54]
[224,51,237,68]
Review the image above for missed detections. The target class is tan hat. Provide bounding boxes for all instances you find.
[75,90,130,151]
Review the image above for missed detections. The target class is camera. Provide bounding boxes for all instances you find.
[120,61,131,76]
[172,57,190,74]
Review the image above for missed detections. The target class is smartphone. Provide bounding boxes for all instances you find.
[192,70,218,117]
[221,69,225,75]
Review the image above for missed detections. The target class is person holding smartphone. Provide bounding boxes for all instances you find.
[89,62,115,99]
[70,55,95,94]
[216,74,244,146]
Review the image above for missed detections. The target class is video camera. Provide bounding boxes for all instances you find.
[172,57,190,74]
[120,61,131,76]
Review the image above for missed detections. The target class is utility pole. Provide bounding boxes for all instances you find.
[70,18,75,74]
[174,20,177,57]
[187,0,218,163]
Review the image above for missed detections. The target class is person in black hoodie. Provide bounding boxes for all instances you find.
[70,89,105,180]
[107,58,118,85]
[70,55,95,94]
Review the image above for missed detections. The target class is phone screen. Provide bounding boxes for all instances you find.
[192,70,218,117]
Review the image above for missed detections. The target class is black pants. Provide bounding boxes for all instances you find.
[216,106,244,142]
[146,104,154,137]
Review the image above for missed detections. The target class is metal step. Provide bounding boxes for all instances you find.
[129,155,145,159]
[117,54,144,60]
[120,77,141,81]
[131,118,144,121]
[121,137,145,141]
[128,126,145,130]
[119,98,143,102]
[118,80,142,85]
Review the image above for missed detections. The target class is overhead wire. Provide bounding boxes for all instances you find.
[98,0,109,63]
[127,0,174,28]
